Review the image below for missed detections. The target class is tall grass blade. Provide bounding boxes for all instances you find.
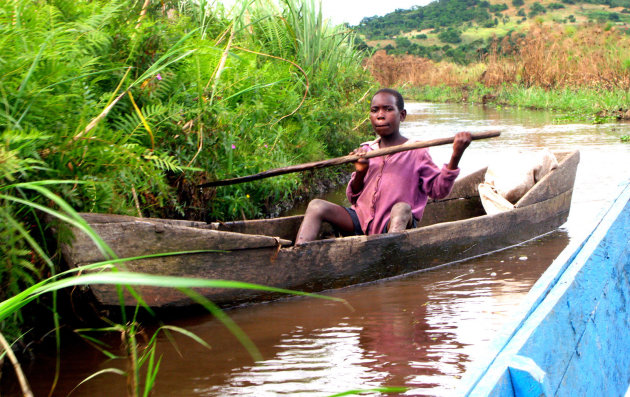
[327,387,409,396]
[17,32,52,98]
[68,368,127,396]
[178,288,262,360]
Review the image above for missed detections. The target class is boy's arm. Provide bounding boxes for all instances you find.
[346,146,370,203]
[447,131,472,170]
[350,146,369,194]
[420,132,468,199]
[350,168,367,194]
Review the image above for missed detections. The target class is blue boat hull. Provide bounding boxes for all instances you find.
[460,183,630,396]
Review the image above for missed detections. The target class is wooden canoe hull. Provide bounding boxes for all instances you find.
[59,151,580,308]
[459,182,630,396]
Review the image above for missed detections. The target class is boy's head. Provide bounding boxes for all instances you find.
[370,88,406,137]
[373,88,404,111]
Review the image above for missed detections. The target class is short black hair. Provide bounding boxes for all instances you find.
[373,88,404,111]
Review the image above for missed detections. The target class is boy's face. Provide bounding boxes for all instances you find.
[369,92,406,138]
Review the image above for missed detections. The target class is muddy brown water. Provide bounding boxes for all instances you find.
[5,103,630,396]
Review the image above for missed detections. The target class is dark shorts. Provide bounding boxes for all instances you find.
[341,207,364,236]
[341,207,418,236]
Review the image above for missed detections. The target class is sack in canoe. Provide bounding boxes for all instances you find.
[479,148,559,214]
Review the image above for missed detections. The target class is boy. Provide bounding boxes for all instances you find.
[295,88,471,245]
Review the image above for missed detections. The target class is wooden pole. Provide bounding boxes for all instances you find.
[199,131,501,188]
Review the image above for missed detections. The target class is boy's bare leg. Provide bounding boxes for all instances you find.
[388,202,412,233]
[295,199,355,245]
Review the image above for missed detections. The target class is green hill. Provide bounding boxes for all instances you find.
[354,0,630,63]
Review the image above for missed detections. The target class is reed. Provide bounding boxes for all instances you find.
[0,0,371,221]
[482,24,630,90]
[365,50,486,87]
[0,2,373,392]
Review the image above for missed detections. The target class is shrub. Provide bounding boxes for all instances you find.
[438,29,463,43]
[528,2,547,18]
[548,3,566,9]
[0,0,374,331]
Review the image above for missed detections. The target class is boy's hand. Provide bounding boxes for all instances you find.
[447,131,472,170]
[350,146,370,173]
[453,131,472,156]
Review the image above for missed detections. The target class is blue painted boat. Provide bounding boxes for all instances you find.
[459,182,630,396]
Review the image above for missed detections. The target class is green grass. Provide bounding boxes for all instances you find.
[462,22,523,41]
[402,84,630,122]
[0,181,351,396]
[0,1,375,389]
[0,0,373,304]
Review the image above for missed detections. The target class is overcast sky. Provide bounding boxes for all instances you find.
[318,0,433,26]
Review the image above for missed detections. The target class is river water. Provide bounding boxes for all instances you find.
[8,103,630,397]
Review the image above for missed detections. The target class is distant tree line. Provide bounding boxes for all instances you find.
[354,0,630,64]
[355,0,495,40]
[380,31,526,64]
[355,0,630,39]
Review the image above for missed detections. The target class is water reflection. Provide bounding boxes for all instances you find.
[12,103,630,397]
[203,326,382,396]
[16,234,570,397]
[123,231,568,397]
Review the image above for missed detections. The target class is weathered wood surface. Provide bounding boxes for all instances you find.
[60,150,580,308]
[440,166,487,200]
[199,131,500,187]
[420,166,487,226]
[63,218,291,266]
[84,189,573,307]
[208,215,304,241]
[459,182,630,397]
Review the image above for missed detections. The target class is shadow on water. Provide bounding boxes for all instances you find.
[8,102,629,396]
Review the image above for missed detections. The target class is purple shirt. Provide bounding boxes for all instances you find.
[346,139,460,235]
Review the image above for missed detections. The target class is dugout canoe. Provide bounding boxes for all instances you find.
[58,150,580,309]
[458,182,630,397]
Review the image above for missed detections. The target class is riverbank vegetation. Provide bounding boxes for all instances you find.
[358,0,630,121]
[0,0,373,383]
[366,23,630,122]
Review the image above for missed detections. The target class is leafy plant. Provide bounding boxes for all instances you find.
[0,13,371,397]
[1,1,373,394]
[0,180,349,396]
